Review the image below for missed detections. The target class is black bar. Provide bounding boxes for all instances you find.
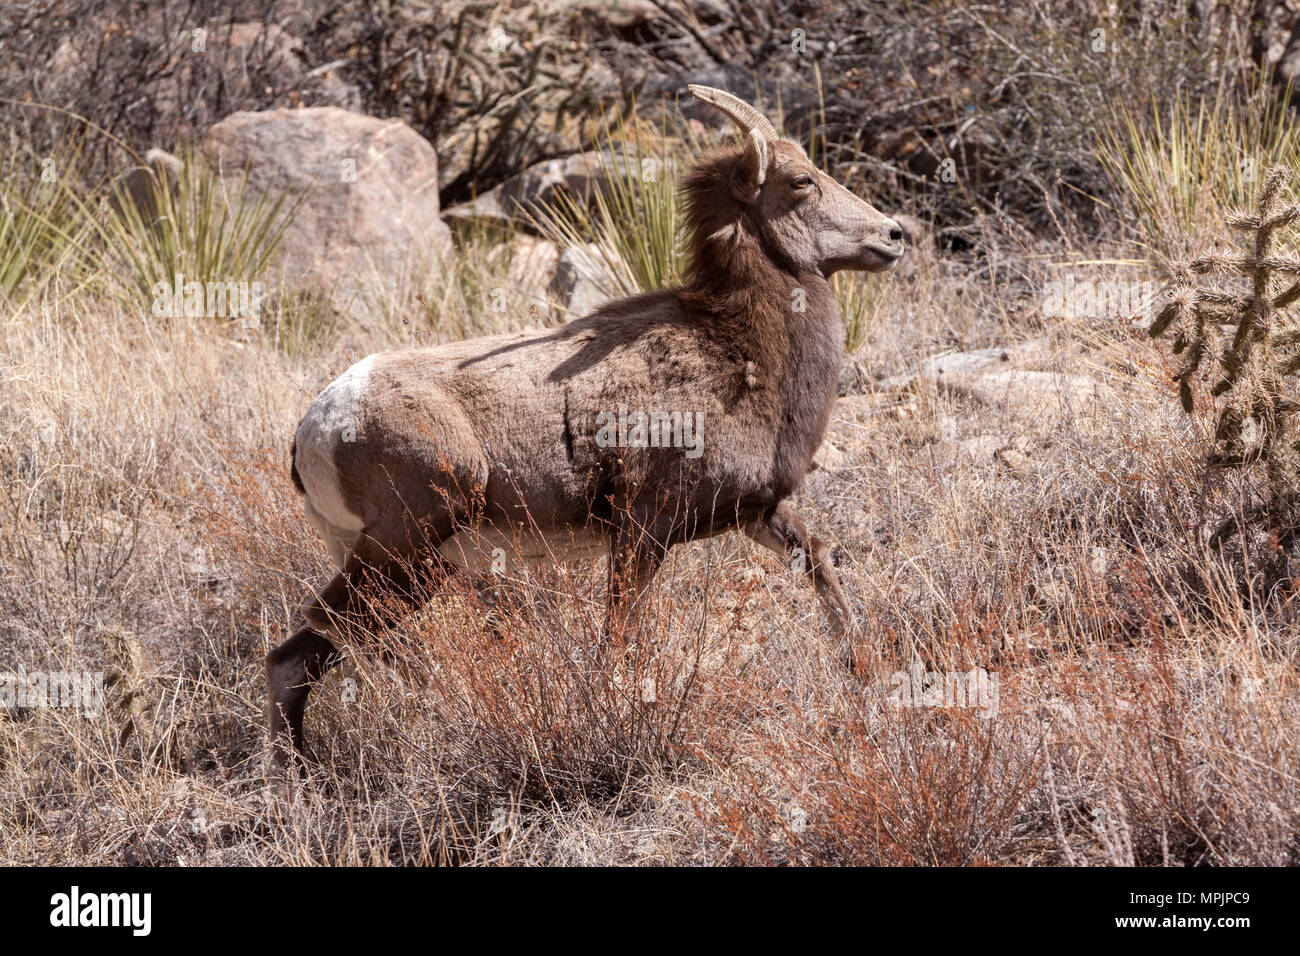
[1,866,1283,943]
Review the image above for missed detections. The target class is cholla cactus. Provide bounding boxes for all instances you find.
[1150,166,1300,542]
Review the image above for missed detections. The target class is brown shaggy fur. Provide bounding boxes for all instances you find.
[266,129,904,771]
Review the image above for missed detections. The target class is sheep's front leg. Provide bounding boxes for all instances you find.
[745,501,860,670]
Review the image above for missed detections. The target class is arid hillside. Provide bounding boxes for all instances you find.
[1,1,1298,865]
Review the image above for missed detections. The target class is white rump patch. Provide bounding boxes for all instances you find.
[294,354,377,537]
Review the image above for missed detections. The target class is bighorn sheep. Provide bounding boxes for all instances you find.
[267,85,904,768]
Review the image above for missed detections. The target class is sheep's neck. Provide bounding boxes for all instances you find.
[682,240,844,473]
[684,239,843,393]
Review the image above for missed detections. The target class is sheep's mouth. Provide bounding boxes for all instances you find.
[856,240,904,272]
[864,240,905,261]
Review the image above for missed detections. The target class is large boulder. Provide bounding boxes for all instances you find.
[203,107,451,315]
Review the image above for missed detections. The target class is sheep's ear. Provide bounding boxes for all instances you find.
[731,128,768,202]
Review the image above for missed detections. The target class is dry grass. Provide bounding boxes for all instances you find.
[1,235,1297,866]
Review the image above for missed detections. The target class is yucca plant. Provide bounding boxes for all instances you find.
[0,133,96,305]
[530,108,686,301]
[1098,73,1300,264]
[99,143,300,316]
[1150,165,1300,547]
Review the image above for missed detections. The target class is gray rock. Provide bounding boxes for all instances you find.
[493,235,561,292]
[941,369,1108,425]
[811,440,847,472]
[443,151,606,229]
[863,339,1052,393]
[203,107,451,317]
[484,235,562,312]
[443,147,680,232]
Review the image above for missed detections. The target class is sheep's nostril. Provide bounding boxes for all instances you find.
[888,225,904,243]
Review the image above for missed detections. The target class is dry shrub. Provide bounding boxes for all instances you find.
[196,444,328,632]
[281,537,761,830]
[696,539,1300,866]
[1039,630,1300,866]
[706,676,1041,865]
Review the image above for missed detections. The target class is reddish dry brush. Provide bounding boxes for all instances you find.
[215,492,765,803]
[196,441,768,825]
[1040,630,1300,865]
[196,444,328,621]
[700,653,1041,866]
[698,555,1300,866]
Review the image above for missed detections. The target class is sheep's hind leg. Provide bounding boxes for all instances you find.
[266,625,343,774]
[266,535,448,775]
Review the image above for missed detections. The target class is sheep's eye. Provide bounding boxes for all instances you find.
[791,175,815,191]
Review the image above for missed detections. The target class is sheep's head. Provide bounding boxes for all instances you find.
[687,85,903,277]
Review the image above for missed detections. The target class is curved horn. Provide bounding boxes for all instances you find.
[687,84,780,142]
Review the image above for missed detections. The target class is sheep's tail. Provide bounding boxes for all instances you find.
[289,439,305,495]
